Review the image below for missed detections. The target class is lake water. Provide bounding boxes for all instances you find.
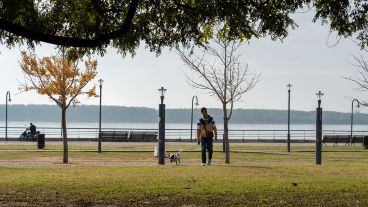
[1,121,367,131]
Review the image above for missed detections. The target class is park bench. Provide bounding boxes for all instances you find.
[336,135,351,145]
[322,135,338,146]
[129,131,158,142]
[351,135,364,145]
[323,135,355,146]
[323,135,368,148]
[99,131,129,142]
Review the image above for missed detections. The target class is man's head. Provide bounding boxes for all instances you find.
[201,107,208,117]
[30,123,33,126]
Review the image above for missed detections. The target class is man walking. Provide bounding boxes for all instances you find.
[197,107,218,166]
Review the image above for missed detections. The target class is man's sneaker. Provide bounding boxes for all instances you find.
[201,163,206,166]
[207,160,212,166]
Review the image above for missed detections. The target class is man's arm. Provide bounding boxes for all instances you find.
[214,127,218,141]
[196,128,201,145]
[212,120,218,141]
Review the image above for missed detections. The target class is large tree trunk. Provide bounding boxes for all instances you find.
[62,107,68,164]
[223,104,230,164]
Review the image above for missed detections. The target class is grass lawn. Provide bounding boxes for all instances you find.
[0,164,367,206]
[0,142,368,206]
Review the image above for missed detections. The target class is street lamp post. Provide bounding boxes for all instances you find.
[98,79,104,153]
[190,96,199,142]
[158,86,167,165]
[5,91,11,141]
[350,99,360,144]
[287,84,292,152]
[316,91,324,165]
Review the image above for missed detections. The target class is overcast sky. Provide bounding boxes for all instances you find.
[0,11,367,113]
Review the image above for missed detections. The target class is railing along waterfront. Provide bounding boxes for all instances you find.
[0,126,367,141]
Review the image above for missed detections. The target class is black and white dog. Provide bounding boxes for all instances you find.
[167,149,183,165]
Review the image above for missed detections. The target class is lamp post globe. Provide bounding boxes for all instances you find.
[316,91,324,107]
[158,86,167,104]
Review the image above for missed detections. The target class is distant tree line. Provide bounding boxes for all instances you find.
[0,104,367,125]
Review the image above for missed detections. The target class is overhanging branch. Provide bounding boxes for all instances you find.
[0,0,139,47]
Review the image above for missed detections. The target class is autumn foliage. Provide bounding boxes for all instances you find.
[19,52,98,107]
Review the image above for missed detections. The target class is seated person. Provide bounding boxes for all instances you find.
[29,123,36,136]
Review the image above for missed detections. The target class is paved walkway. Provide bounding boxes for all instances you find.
[0,159,359,168]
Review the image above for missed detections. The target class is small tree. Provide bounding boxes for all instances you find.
[19,51,97,163]
[178,37,260,164]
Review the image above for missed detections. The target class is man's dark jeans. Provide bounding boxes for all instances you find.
[200,137,213,163]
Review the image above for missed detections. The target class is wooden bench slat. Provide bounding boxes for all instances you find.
[352,136,364,143]
[99,131,158,142]
[322,135,367,146]
[130,131,158,142]
[99,131,129,142]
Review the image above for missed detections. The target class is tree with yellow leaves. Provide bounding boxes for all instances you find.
[19,51,97,163]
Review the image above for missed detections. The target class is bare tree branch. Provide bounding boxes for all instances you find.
[178,49,225,101]
[344,53,368,93]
